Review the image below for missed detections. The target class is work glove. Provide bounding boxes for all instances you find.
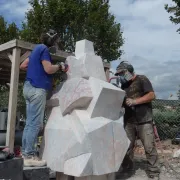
[57,62,69,72]
[126,98,137,107]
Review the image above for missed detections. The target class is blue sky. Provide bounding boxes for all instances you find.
[0,0,179,99]
[0,0,30,27]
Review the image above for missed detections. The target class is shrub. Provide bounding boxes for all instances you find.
[153,110,180,140]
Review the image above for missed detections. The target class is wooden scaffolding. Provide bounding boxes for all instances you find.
[0,39,110,152]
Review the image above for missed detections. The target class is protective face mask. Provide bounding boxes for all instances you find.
[119,76,127,84]
[119,71,134,84]
[124,71,134,81]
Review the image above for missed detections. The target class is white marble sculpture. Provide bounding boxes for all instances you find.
[43,39,130,178]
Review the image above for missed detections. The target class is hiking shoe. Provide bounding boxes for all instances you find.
[23,156,46,167]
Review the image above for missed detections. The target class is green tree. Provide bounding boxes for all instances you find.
[0,16,19,44]
[0,16,23,113]
[84,0,123,61]
[177,85,180,100]
[0,84,26,115]
[20,0,124,61]
[0,16,7,44]
[165,0,180,32]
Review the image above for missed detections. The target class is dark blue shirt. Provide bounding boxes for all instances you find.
[26,44,52,90]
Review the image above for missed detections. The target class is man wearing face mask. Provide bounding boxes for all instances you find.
[115,61,160,180]
[20,29,68,167]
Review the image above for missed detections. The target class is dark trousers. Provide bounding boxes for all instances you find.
[122,122,160,176]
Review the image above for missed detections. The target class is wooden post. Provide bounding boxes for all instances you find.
[6,47,21,152]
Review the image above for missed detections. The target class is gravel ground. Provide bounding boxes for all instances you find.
[50,155,180,180]
[116,157,180,180]
[50,158,180,180]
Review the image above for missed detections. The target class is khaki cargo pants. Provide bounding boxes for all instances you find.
[122,122,160,176]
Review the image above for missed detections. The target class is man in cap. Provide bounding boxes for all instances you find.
[115,61,160,180]
[20,29,68,167]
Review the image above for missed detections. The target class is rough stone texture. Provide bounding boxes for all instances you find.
[75,39,95,59]
[43,108,74,172]
[46,97,59,107]
[86,117,114,175]
[42,39,129,177]
[66,55,106,81]
[46,82,66,108]
[23,167,49,180]
[0,158,23,180]
[43,110,129,176]
[87,77,125,120]
[58,78,93,116]
[113,119,130,172]
[64,153,92,176]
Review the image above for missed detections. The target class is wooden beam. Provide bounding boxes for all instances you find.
[7,53,13,62]
[16,39,71,61]
[0,40,16,52]
[6,47,21,152]
[0,68,26,75]
[20,51,31,63]
[51,54,66,62]
[52,51,72,61]
[0,61,12,68]
[0,74,25,80]
[0,39,72,64]
[16,39,35,51]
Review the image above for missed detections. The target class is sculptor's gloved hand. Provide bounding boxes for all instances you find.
[126,98,136,107]
[57,62,69,72]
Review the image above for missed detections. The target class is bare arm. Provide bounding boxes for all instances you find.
[42,60,59,74]
[126,92,155,106]
[20,58,29,71]
[135,92,155,105]
[126,76,155,107]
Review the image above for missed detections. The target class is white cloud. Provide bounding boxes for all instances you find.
[0,0,30,25]
[110,0,180,99]
[0,0,179,99]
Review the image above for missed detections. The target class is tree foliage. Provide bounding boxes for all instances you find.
[165,0,180,32]
[0,17,23,112]
[177,85,180,100]
[0,0,124,114]
[0,16,19,44]
[20,0,124,61]
[0,84,25,113]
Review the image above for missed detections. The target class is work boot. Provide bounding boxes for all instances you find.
[120,161,135,179]
[122,160,134,172]
[23,156,46,167]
